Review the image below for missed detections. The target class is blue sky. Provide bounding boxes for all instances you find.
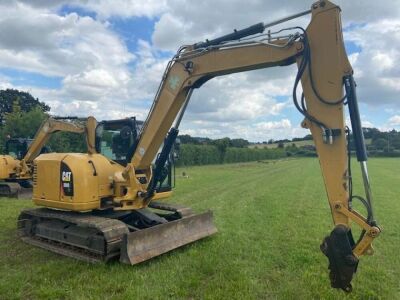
[0,0,399,141]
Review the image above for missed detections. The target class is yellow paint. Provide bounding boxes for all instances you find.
[0,155,19,179]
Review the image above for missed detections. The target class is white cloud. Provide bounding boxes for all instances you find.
[0,74,13,90]
[79,0,168,19]
[3,39,165,121]
[152,1,308,51]
[1,0,400,142]
[148,0,400,140]
[362,120,374,128]
[388,115,400,127]
[255,119,291,130]
[17,0,168,19]
[345,19,400,106]
[180,118,308,142]
[127,40,170,100]
[186,70,292,123]
[0,3,133,77]
[0,1,140,119]
[151,0,400,52]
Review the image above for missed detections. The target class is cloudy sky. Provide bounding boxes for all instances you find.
[0,0,399,142]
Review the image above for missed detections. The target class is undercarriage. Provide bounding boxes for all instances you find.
[18,201,217,264]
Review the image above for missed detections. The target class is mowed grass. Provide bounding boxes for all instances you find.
[250,138,372,149]
[0,158,398,299]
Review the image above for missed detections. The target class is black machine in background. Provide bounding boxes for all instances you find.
[5,138,51,160]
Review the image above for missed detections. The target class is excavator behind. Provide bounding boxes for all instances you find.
[0,137,50,197]
[1,116,176,198]
[0,117,97,197]
[18,0,380,292]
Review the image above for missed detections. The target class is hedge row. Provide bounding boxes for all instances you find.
[176,144,220,166]
[224,147,286,163]
[176,144,286,166]
[367,150,400,157]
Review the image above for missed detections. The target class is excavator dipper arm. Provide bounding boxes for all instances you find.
[120,0,380,291]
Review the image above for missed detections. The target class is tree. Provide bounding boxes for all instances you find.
[363,127,381,140]
[0,89,50,125]
[1,103,47,139]
[212,137,230,163]
[303,134,313,140]
[372,138,387,151]
[48,132,87,153]
[178,134,200,145]
[390,136,400,150]
[0,100,86,154]
[230,138,249,148]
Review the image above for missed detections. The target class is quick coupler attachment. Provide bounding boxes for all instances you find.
[320,225,358,293]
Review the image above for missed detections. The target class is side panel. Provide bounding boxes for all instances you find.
[33,154,62,201]
[33,153,122,211]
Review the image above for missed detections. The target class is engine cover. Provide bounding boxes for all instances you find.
[33,153,122,211]
[0,155,19,179]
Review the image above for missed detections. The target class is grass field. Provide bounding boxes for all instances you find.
[250,138,372,149]
[0,158,398,299]
[249,140,315,149]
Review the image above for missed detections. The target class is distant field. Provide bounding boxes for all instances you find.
[250,139,315,149]
[251,138,372,149]
[0,158,398,299]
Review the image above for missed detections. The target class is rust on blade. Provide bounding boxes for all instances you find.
[120,210,217,264]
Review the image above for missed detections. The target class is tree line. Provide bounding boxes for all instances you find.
[1,89,400,167]
[176,144,287,166]
[0,89,87,153]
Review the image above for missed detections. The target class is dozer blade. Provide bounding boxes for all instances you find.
[120,210,217,264]
[15,187,33,199]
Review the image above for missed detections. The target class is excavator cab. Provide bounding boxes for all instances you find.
[95,118,139,166]
[95,117,175,193]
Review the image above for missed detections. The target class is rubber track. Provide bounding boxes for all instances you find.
[18,208,129,262]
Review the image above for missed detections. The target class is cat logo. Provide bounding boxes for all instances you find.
[62,171,72,182]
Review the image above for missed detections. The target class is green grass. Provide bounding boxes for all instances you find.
[251,138,372,149]
[0,158,398,299]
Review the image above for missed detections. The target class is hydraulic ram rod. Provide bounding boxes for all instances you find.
[193,9,311,49]
[263,9,312,30]
[344,75,376,224]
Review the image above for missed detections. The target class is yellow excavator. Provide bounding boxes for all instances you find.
[18,0,380,292]
[0,137,50,197]
[0,116,97,197]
